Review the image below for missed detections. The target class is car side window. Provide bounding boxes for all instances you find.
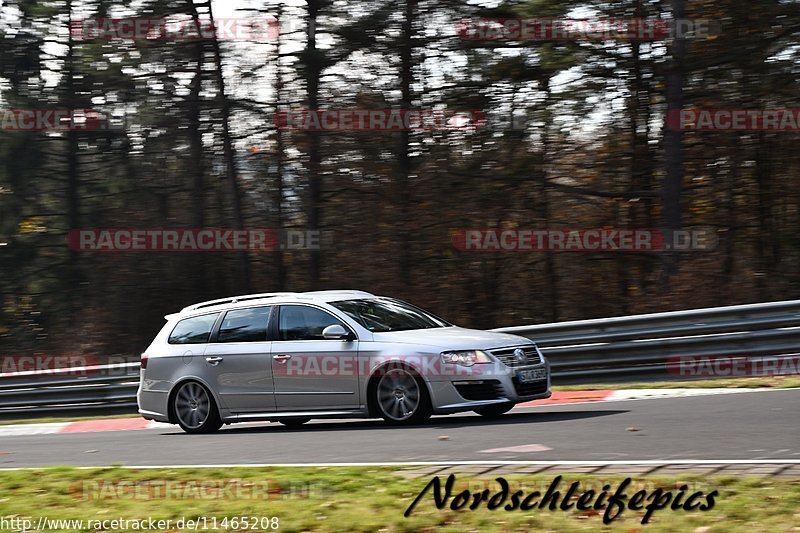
[278,305,346,341]
[217,306,272,343]
[168,313,219,344]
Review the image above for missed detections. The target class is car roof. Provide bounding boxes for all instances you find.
[168,290,378,319]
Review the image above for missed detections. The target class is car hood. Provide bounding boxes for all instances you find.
[370,326,533,350]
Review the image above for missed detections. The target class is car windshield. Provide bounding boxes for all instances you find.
[329,298,450,332]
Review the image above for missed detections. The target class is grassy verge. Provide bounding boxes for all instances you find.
[0,467,796,532]
[553,375,800,391]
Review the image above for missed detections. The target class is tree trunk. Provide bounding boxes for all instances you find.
[540,81,559,322]
[660,0,687,290]
[395,0,417,292]
[273,8,287,291]
[754,133,775,299]
[206,1,250,292]
[187,1,206,295]
[306,0,323,289]
[65,0,82,320]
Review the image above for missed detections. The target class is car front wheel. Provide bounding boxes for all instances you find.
[374,367,432,425]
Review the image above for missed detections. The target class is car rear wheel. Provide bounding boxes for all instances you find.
[173,381,223,434]
[374,367,431,425]
[279,418,310,428]
[474,402,514,418]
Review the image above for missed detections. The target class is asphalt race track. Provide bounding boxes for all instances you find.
[0,389,797,468]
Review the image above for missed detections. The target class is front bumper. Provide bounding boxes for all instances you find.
[428,360,551,414]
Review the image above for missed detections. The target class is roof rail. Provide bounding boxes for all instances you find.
[179,290,375,314]
[181,292,298,313]
[299,290,375,298]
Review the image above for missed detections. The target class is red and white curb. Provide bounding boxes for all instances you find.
[0,418,169,437]
[0,388,789,437]
[516,387,760,408]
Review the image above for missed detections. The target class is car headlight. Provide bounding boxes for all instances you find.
[440,350,492,367]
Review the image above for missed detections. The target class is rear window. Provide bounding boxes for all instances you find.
[217,306,272,343]
[168,313,219,344]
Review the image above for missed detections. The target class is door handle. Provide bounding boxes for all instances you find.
[272,354,292,363]
[205,356,223,366]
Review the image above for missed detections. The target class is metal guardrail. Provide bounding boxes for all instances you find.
[2,300,799,418]
[494,300,800,384]
[0,362,140,418]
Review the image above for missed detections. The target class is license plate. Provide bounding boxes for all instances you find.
[518,368,547,383]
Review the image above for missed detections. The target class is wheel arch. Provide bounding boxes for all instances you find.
[167,376,222,425]
[365,360,432,418]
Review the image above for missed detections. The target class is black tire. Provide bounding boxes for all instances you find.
[373,366,432,425]
[279,418,311,428]
[172,381,223,434]
[474,402,515,418]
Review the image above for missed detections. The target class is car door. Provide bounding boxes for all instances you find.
[271,304,360,410]
[202,305,276,413]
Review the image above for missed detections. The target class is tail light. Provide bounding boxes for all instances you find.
[141,354,149,369]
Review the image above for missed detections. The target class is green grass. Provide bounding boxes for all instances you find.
[553,375,800,391]
[0,467,796,531]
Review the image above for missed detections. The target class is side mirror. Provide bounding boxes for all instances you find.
[322,324,352,340]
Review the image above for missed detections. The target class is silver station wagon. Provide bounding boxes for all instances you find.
[137,290,551,433]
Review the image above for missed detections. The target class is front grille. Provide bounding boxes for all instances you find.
[512,378,548,397]
[454,380,502,401]
[490,346,543,368]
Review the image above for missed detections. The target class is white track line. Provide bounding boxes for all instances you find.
[1,460,798,471]
[605,388,762,401]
